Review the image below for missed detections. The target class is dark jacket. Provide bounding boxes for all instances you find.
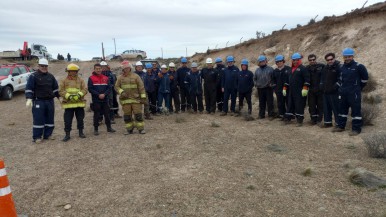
[339,60,369,94]
[102,70,115,98]
[25,70,59,100]
[285,64,310,96]
[216,64,226,89]
[88,72,111,102]
[201,67,218,91]
[144,72,157,93]
[237,69,254,94]
[320,61,341,94]
[177,66,190,88]
[222,65,239,90]
[254,65,274,88]
[271,65,291,93]
[185,71,203,95]
[156,72,171,94]
[135,70,146,82]
[306,63,325,93]
[168,70,179,91]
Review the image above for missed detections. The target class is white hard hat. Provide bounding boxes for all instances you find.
[191,62,198,68]
[39,58,49,66]
[135,61,143,66]
[168,62,175,67]
[161,64,167,69]
[100,61,108,66]
[206,58,213,64]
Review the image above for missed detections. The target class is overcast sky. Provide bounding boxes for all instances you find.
[0,0,383,60]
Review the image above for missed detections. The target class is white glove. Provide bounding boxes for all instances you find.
[282,90,287,97]
[26,99,33,107]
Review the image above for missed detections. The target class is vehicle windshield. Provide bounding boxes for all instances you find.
[0,68,11,76]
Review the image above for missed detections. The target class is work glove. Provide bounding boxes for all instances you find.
[77,91,84,99]
[158,73,163,78]
[26,99,33,107]
[121,90,129,98]
[282,89,287,97]
[71,94,79,101]
[140,98,148,105]
[302,89,308,97]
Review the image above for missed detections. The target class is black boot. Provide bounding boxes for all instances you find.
[62,131,71,142]
[94,126,99,135]
[107,126,116,133]
[79,129,86,138]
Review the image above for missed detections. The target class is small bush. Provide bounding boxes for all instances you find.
[175,117,186,123]
[349,168,386,188]
[362,94,382,105]
[308,18,316,25]
[302,167,313,176]
[362,133,386,158]
[246,185,256,190]
[362,75,377,93]
[297,24,302,28]
[211,121,220,127]
[361,102,379,125]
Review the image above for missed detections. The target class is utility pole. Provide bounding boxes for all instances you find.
[185,47,187,57]
[215,44,218,49]
[226,41,229,47]
[161,47,163,59]
[101,42,105,60]
[240,37,243,43]
[113,38,116,55]
[281,24,287,30]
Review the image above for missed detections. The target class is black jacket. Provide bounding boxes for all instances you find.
[285,64,310,97]
[271,65,291,93]
[320,61,341,94]
[201,67,218,91]
[306,63,325,93]
[177,66,190,88]
[25,70,59,100]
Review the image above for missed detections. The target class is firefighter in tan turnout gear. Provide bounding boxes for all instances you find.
[115,60,147,134]
[59,63,88,142]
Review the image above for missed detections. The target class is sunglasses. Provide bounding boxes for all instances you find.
[275,61,283,63]
[39,65,48,68]
[308,59,316,61]
[326,58,334,61]
[343,56,353,59]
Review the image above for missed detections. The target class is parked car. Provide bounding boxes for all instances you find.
[118,49,147,60]
[0,63,33,100]
[106,54,118,61]
[71,58,80,62]
[91,57,102,62]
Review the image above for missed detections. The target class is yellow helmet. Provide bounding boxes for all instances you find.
[66,63,80,71]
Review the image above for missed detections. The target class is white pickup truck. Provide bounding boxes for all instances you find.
[0,64,33,100]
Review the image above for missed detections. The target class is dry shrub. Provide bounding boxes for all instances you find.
[317,32,330,43]
[361,102,379,125]
[362,94,382,105]
[362,132,386,158]
[268,37,280,47]
[211,121,220,127]
[349,168,386,188]
[362,75,377,93]
[175,117,186,123]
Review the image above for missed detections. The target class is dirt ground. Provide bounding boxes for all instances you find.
[0,60,386,217]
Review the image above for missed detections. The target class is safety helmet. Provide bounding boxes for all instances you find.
[169,62,176,67]
[257,55,267,62]
[191,62,198,68]
[215,57,222,63]
[161,64,167,69]
[38,58,49,66]
[226,56,235,62]
[66,63,80,71]
[181,57,188,63]
[275,55,285,62]
[206,58,213,64]
[121,60,132,69]
[100,61,108,66]
[342,48,355,56]
[135,61,143,66]
[145,63,152,69]
[241,59,249,65]
[291,52,302,60]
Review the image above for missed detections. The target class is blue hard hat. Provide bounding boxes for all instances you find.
[215,57,222,63]
[226,56,235,62]
[145,63,152,69]
[342,48,355,56]
[241,59,249,65]
[181,57,188,63]
[291,52,302,60]
[275,55,285,62]
[257,55,267,62]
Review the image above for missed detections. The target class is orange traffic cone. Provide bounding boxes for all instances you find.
[0,159,17,217]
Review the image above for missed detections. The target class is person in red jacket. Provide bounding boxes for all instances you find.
[88,63,116,135]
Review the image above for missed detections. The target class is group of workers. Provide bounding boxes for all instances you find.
[24,47,368,143]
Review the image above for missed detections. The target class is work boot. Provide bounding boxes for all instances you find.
[296,122,303,127]
[107,127,116,133]
[124,129,133,135]
[320,123,333,128]
[145,113,153,120]
[94,127,99,136]
[62,132,71,142]
[349,131,360,136]
[33,138,43,144]
[332,127,345,132]
[139,129,146,134]
[79,129,86,138]
[220,112,227,116]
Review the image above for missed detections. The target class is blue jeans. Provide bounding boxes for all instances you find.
[157,92,170,112]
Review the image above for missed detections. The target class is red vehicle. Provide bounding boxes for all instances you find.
[0,63,33,99]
